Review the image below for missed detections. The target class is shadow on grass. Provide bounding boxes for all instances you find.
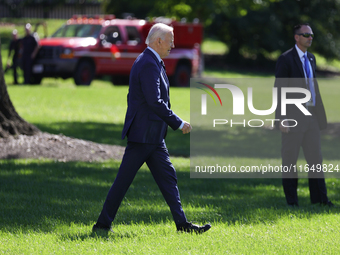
[35,122,340,160]
[0,160,339,235]
[34,121,190,157]
[192,126,340,160]
[34,122,125,147]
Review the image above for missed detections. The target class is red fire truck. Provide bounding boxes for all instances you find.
[32,15,203,86]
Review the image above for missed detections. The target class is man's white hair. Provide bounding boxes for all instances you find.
[145,23,173,45]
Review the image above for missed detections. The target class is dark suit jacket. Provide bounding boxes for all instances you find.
[121,48,183,144]
[274,46,327,131]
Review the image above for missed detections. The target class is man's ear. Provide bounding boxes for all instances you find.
[294,34,299,42]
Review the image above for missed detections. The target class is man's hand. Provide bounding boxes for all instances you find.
[280,120,290,133]
[31,45,40,59]
[181,121,192,134]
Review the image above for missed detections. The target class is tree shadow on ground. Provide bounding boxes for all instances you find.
[190,125,340,160]
[0,160,339,234]
[34,122,125,147]
[34,121,190,157]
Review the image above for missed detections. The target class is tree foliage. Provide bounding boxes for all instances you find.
[103,0,340,62]
[210,0,340,62]
[0,0,100,18]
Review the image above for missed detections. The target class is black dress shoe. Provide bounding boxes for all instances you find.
[176,222,211,234]
[322,201,335,207]
[287,202,299,207]
[92,223,114,233]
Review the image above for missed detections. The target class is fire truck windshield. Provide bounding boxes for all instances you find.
[51,24,102,38]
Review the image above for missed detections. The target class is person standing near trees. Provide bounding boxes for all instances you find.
[21,23,39,84]
[6,29,21,85]
[274,23,333,207]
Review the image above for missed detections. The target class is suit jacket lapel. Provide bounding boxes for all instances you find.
[292,47,305,78]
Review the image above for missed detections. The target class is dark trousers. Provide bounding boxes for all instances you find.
[12,58,19,84]
[96,141,187,227]
[281,115,328,205]
[22,56,33,84]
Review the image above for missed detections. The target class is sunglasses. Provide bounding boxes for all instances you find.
[297,33,314,38]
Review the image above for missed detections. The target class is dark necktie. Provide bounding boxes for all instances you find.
[161,60,166,70]
[160,60,170,107]
[303,54,316,106]
[160,61,169,87]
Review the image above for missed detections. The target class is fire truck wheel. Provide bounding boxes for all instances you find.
[74,61,95,86]
[172,64,191,87]
[30,75,43,85]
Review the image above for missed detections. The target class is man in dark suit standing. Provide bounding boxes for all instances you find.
[93,23,211,233]
[6,30,21,85]
[21,23,39,84]
[275,23,333,207]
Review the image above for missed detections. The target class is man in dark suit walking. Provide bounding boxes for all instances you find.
[93,23,211,233]
[275,23,333,207]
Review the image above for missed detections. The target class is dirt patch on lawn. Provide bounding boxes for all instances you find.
[0,132,125,162]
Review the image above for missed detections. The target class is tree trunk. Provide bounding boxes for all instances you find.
[0,41,40,138]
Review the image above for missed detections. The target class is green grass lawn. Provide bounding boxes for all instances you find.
[201,37,229,55]
[1,76,340,254]
[1,158,340,254]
